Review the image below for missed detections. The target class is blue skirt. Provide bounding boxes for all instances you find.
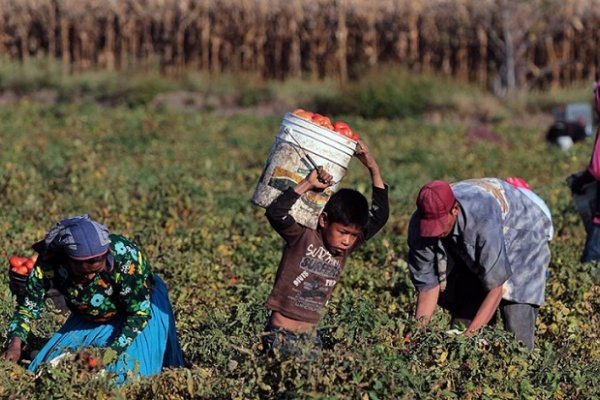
[28,274,185,383]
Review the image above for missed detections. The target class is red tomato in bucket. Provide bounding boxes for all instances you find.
[349,130,360,141]
[9,256,25,268]
[333,121,351,136]
[293,109,314,120]
[16,266,28,275]
[333,121,360,141]
[9,254,38,275]
[311,114,333,130]
[24,259,35,271]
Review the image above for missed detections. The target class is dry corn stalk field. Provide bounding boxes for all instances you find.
[0,0,600,89]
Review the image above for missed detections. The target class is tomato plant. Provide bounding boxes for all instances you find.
[0,89,597,398]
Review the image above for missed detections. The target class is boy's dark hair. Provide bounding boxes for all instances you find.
[323,189,369,229]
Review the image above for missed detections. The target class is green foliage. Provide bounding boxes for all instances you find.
[0,93,598,398]
[3,58,589,124]
[0,57,62,95]
[314,67,445,119]
[513,83,596,114]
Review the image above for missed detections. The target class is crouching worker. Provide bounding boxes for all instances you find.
[407,178,553,349]
[263,140,389,357]
[2,215,184,383]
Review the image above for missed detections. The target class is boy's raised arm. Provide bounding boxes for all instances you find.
[292,166,334,195]
[354,139,389,242]
[265,167,333,239]
[355,140,385,189]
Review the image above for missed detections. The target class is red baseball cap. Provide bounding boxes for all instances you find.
[416,180,456,237]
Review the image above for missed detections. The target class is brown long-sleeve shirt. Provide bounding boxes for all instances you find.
[265,186,389,324]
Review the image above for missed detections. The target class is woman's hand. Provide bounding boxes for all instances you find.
[2,337,22,362]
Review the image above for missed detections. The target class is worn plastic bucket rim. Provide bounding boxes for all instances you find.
[279,125,356,160]
[283,112,358,148]
[283,112,357,147]
[8,269,29,281]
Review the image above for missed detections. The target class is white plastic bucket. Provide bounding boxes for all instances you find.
[252,112,357,229]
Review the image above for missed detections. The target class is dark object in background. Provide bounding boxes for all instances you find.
[547,102,594,150]
[546,120,588,149]
[552,102,594,136]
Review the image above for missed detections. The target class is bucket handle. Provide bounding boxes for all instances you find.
[284,126,343,186]
[284,127,320,169]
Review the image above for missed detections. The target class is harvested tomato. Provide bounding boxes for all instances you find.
[333,121,351,136]
[311,114,333,130]
[9,256,27,269]
[333,120,360,141]
[349,130,360,141]
[293,109,314,120]
[24,259,35,271]
[291,110,358,140]
[15,266,28,275]
[87,357,98,369]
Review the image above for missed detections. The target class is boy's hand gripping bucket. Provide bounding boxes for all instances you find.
[252,112,357,229]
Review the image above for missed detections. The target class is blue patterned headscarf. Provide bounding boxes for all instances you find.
[32,215,110,260]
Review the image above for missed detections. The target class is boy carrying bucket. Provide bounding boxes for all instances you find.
[262,140,389,357]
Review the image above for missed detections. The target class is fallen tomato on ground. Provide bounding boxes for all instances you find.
[87,357,98,369]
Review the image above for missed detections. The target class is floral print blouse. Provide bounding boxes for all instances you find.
[8,234,154,354]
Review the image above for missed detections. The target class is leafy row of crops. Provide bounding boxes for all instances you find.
[0,92,598,398]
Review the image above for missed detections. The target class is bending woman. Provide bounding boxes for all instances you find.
[2,215,184,383]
